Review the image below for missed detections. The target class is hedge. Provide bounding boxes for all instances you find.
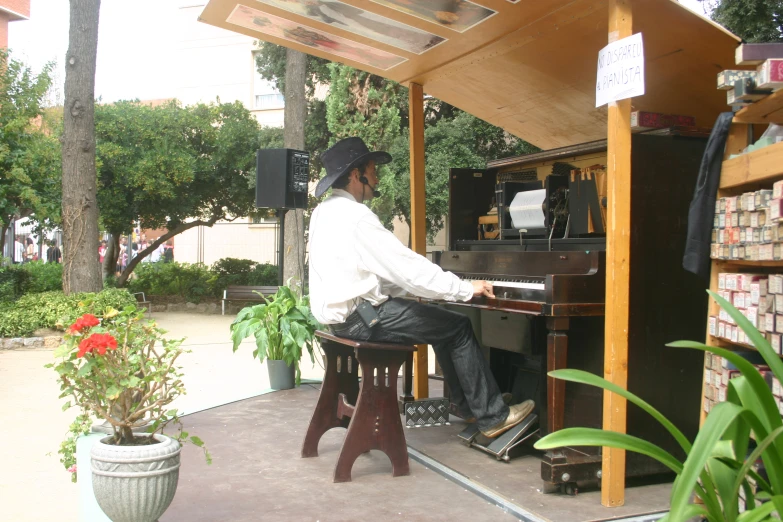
[0,262,63,302]
[127,258,278,303]
[0,288,136,338]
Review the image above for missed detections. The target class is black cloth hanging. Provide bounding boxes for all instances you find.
[682,112,735,279]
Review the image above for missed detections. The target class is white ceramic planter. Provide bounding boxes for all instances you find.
[90,434,181,522]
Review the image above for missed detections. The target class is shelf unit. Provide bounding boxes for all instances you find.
[703,95,783,423]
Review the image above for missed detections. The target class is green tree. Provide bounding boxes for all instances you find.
[254,41,332,187]
[94,100,262,286]
[325,64,405,151]
[700,0,782,42]
[379,111,537,242]
[255,42,538,243]
[0,50,57,257]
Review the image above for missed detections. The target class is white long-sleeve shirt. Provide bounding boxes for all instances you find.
[308,189,474,324]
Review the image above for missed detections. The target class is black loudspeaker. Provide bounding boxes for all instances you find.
[255,148,310,209]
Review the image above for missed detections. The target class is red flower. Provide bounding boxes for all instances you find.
[77,333,118,358]
[68,314,100,334]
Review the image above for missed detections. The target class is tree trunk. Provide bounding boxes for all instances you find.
[102,233,119,281]
[282,48,307,295]
[61,0,102,294]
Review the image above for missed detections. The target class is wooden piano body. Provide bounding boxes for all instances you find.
[434,132,708,489]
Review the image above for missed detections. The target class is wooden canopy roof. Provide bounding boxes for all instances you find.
[199,0,741,150]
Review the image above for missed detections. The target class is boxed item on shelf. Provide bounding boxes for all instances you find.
[630,111,696,130]
[770,199,783,221]
[757,59,783,91]
[717,69,758,90]
[772,333,782,354]
[736,43,783,65]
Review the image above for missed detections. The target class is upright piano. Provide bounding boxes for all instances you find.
[432,132,708,491]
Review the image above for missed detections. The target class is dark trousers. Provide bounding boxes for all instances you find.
[331,298,509,431]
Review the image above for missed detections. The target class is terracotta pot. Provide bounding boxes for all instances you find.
[90,434,180,522]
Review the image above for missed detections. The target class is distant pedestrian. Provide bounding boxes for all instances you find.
[14,235,24,264]
[47,240,62,264]
[163,240,174,263]
[150,242,164,263]
[117,237,128,275]
[24,237,35,263]
[99,240,107,264]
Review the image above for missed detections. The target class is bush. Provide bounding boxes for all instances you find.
[21,261,63,293]
[126,258,278,302]
[0,266,32,302]
[128,262,216,303]
[0,288,136,338]
[211,257,278,290]
[248,263,279,286]
[0,262,63,302]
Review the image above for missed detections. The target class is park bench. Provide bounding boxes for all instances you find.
[301,330,416,482]
[132,292,152,316]
[221,285,279,315]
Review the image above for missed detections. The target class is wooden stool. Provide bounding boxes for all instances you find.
[301,330,416,482]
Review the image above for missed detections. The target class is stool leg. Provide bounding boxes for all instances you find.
[301,342,358,458]
[334,349,410,482]
[398,351,414,411]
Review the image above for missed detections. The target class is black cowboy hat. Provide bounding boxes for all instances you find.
[315,137,392,198]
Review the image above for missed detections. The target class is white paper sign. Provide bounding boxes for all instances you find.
[596,33,645,108]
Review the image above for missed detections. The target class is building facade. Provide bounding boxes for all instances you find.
[172,2,283,267]
[0,0,29,48]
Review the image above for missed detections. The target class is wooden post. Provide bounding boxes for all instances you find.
[409,82,428,399]
[602,0,632,508]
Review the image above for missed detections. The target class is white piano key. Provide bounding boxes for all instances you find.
[465,279,545,291]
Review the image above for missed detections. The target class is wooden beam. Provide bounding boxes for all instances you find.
[409,82,428,399]
[601,0,632,508]
[733,89,783,125]
[719,140,783,189]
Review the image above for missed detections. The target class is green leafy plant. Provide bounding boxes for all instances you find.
[0,265,32,302]
[47,303,210,482]
[0,288,135,337]
[21,261,63,293]
[534,290,783,521]
[128,262,215,302]
[229,285,321,385]
[211,257,278,290]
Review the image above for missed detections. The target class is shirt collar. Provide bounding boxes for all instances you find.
[331,188,357,202]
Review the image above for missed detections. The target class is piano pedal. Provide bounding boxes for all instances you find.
[457,423,480,443]
[404,398,451,428]
[459,414,539,462]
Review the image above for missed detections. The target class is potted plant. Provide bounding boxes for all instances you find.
[48,304,210,522]
[535,291,783,520]
[230,285,321,390]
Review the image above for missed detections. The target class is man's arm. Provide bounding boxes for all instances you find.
[355,214,494,301]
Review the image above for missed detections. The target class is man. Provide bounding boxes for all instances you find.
[308,137,534,438]
[47,239,62,264]
[14,235,25,264]
[150,241,165,263]
[163,240,174,263]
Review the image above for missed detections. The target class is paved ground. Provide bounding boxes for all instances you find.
[162,386,519,522]
[2,312,667,521]
[0,312,329,522]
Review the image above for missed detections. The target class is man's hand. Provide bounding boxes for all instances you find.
[471,280,495,299]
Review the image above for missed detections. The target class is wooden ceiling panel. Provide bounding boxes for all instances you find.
[200,0,743,149]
